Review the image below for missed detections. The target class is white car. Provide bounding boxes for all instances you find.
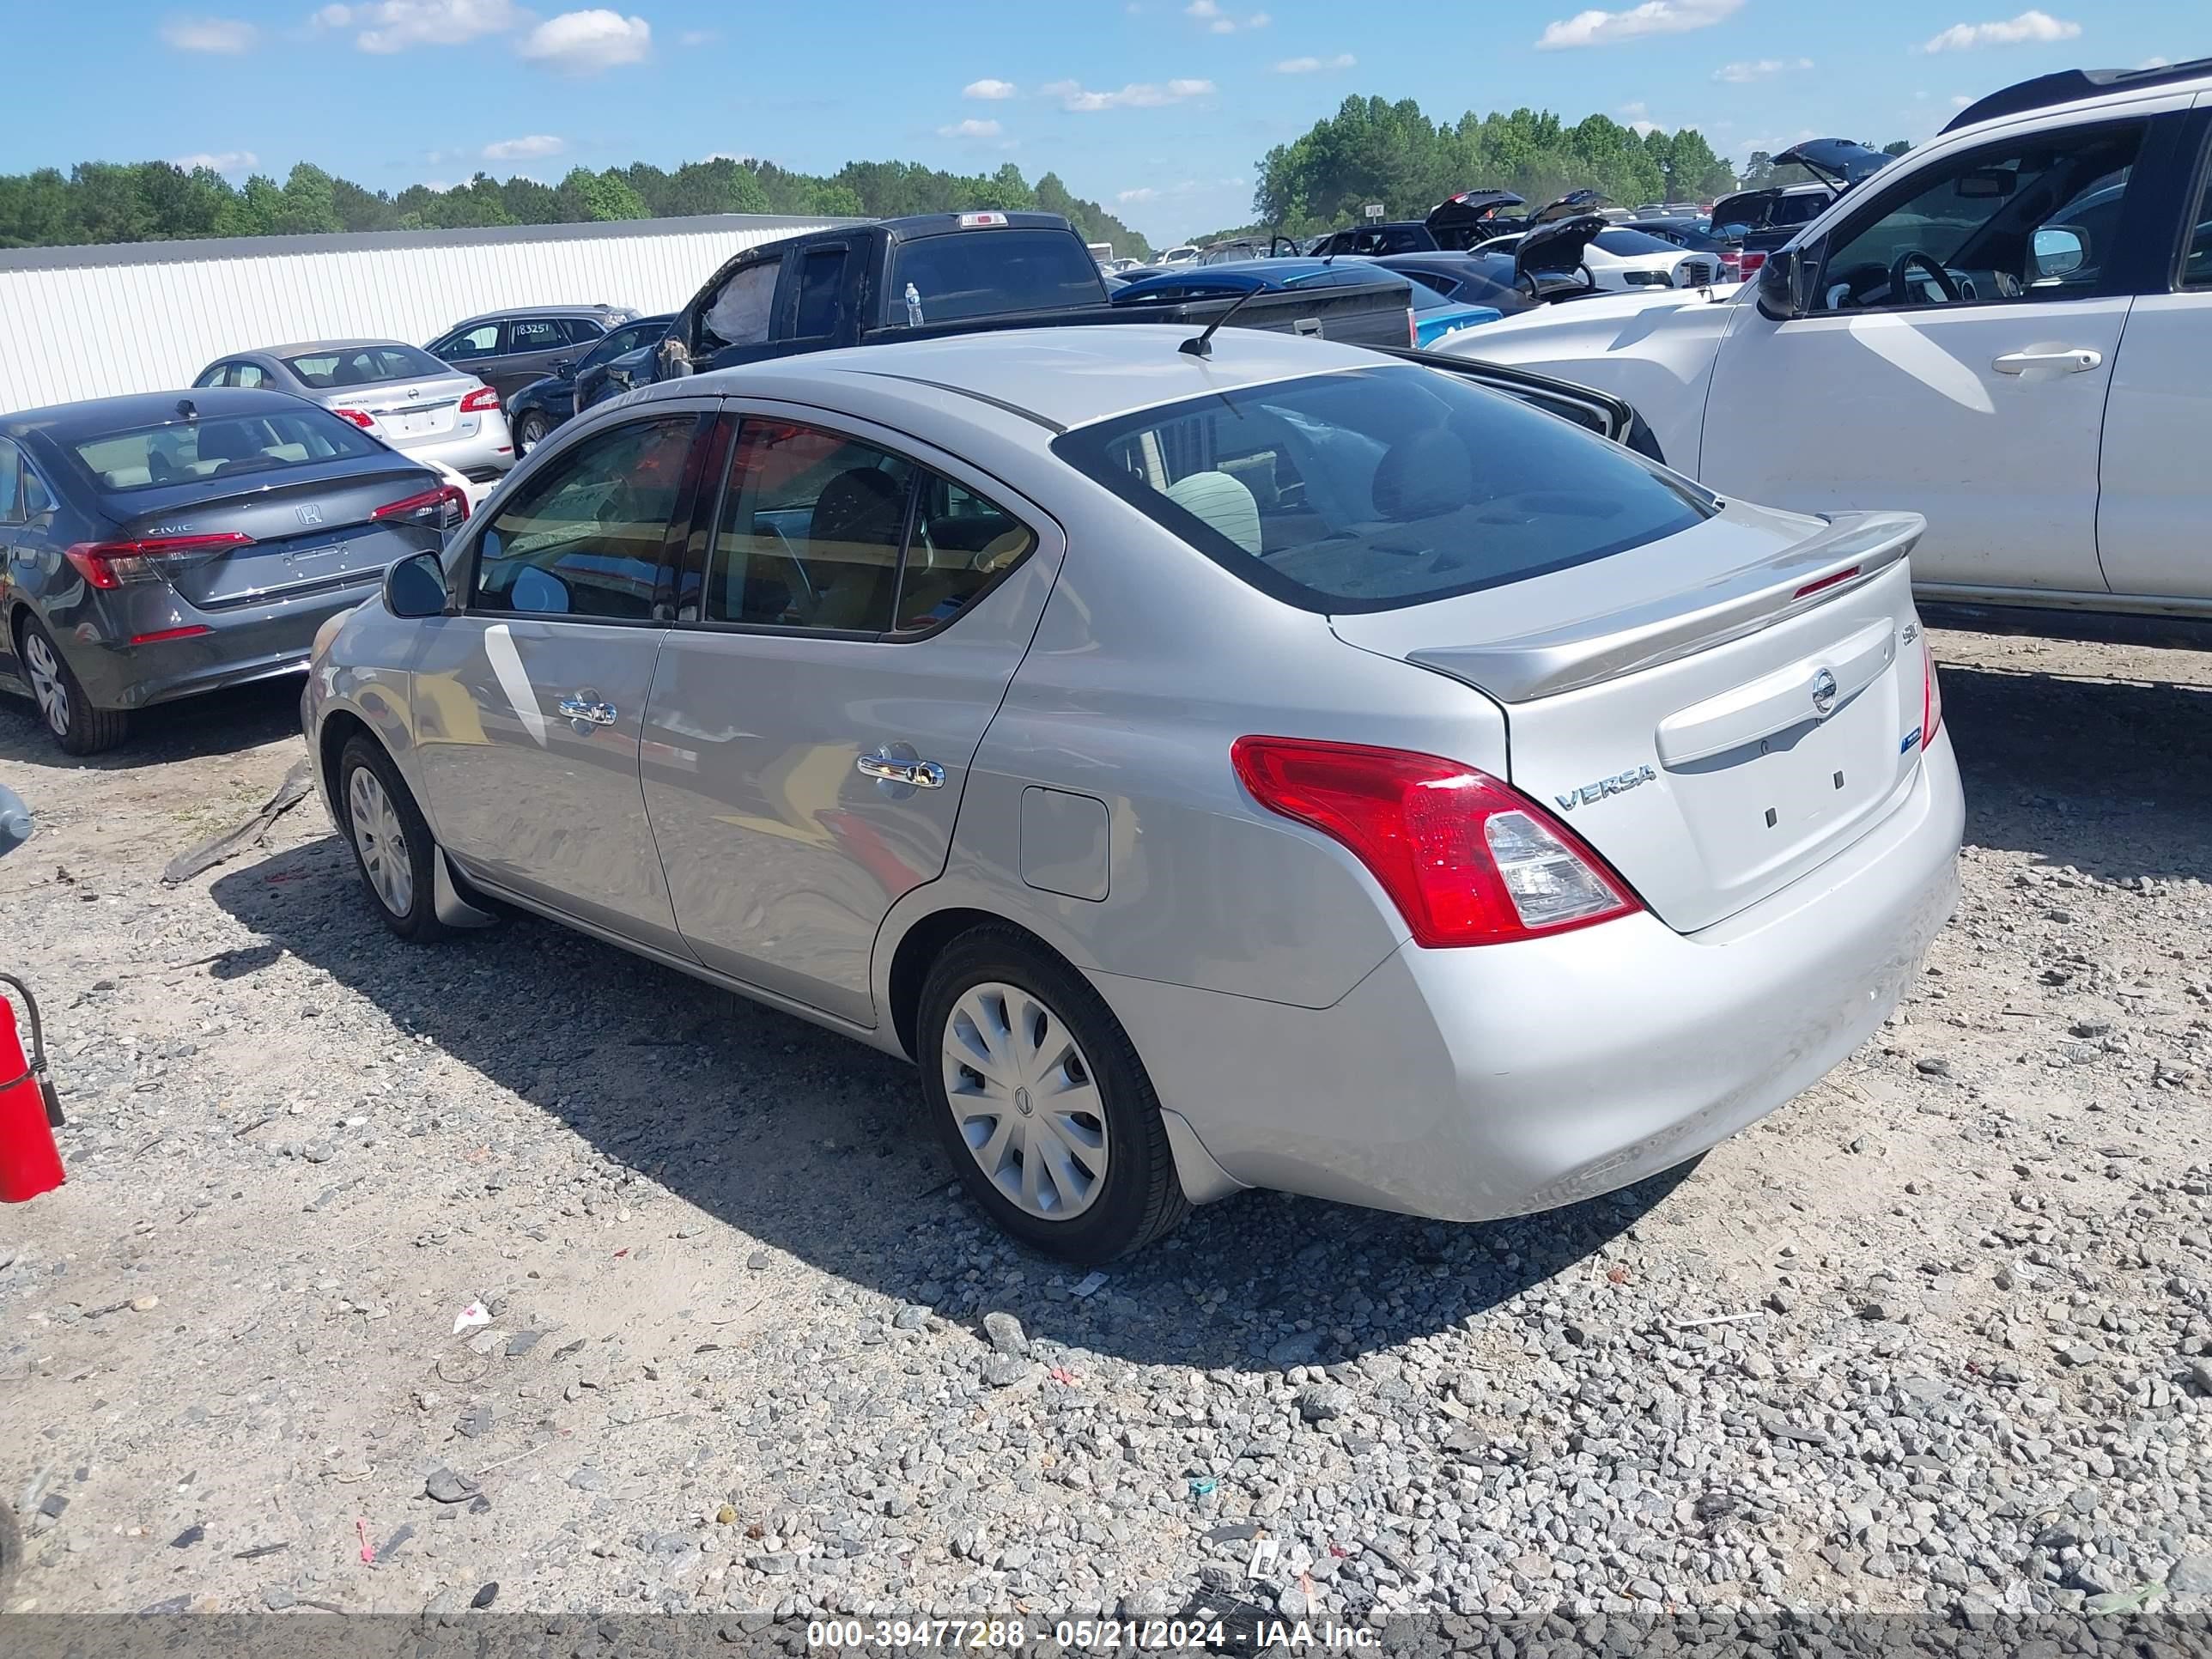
[1158,246,1200,267]
[1472,225,1721,291]
[1442,55,2212,621]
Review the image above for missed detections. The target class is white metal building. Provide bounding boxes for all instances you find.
[0,213,856,415]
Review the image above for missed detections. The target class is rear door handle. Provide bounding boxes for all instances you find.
[556,694,618,726]
[857,753,945,788]
[1992,348,2103,375]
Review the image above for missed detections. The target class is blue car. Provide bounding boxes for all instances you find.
[1109,258,1500,347]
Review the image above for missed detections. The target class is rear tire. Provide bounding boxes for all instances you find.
[918,926,1188,1262]
[337,735,451,943]
[516,412,550,455]
[16,615,128,757]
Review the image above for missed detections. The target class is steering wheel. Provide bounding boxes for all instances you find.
[1888,250,1962,306]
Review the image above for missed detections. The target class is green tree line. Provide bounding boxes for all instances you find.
[1203,96,1916,246]
[0,155,1155,258]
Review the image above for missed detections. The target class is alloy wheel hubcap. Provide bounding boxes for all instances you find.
[942,982,1108,1221]
[23,634,67,735]
[347,767,414,916]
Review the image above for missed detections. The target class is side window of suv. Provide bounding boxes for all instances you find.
[471,416,701,621]
[1814,121,2147,313]
[2182,141,2212,288]
[439,324,501,361]
[507,319,568,355]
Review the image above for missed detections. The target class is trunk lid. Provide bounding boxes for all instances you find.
[312,374,479,447]
[102,460,443,609]
[1425,191,1527,249]
[1331,508,1933,933]
[1772,138,1892,191]
[1516,214,1608,282]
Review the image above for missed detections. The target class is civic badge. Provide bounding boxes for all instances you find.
[1811,666,1838,718]
[296,502,325,526]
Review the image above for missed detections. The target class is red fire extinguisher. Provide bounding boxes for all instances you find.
[0,973,64,1203]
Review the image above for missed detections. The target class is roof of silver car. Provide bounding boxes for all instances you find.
[683,325,1395,433]
[237,339,431,360]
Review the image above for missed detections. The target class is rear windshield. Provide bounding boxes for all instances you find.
[283,344,450,388]
[889,229,1105,325]
[1051,366,1710,615]
[72,407,380,493]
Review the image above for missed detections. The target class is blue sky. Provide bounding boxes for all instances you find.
[3,1,2193,240]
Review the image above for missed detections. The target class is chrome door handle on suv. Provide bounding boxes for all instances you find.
[557,695,618,726]
[857,753,945,789]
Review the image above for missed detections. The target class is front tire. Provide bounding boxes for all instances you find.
[918,927,1188,1262]
[16,615,128,757]
[337,735,450,943]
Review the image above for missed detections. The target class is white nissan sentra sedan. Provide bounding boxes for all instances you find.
[305,324,1964,1261]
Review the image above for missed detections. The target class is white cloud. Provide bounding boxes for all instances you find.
[1919,10,2080,52]
[161,14,258,51]
[1117,186,1159,204]
[483,133,565,160]
[938,118,1003,138]
[1950,92,1975,106]
[1713,56,1813,82]
[963,77,1018,99]
[519,9,652,71]
[1184,0,1268,31]
[1041,77,1214,111]
[1118,178,1235,204]
[1273,52,1355,73]
[2137,55,2170,69]
[323,0,527,52]
[172,149,258,173]
[678,27,718,46]
[1618,99,1648,118]
[1536,0,1741,49]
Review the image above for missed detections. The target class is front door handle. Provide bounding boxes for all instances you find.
[556,694,618,726]
[857,753,945,789]
[1992,348,2102,376]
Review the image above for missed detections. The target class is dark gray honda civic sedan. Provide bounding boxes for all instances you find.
[0,387,464,754]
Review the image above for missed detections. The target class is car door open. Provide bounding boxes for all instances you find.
[638,410,1063,1027]
[408,410,712,953]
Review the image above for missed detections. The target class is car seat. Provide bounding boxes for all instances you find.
[805,467,908,629]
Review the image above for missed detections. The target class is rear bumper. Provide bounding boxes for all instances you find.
[391,417,514,481]
[65,579,389,711]
[1103,731,1965,1220]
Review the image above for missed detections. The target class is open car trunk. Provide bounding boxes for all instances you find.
[1772,139,1893,191]
[1425,191,1527,251]
[1331,510,1936,933]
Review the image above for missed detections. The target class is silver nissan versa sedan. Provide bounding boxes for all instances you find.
[304,325,1964,1261]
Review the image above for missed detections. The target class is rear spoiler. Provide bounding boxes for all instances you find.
[1376,347,1667,465]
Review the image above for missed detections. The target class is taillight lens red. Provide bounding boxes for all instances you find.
[333,407,377,429]
[1407,307,1419,348]
[1921,640,1942,750]
[460,386,500,413]
[64,532,253,591]
[1231,737,1641,947]
[1737,250,1767,277]
[373,483,470,528]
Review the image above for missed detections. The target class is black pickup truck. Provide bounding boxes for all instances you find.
[649,210,1415,385]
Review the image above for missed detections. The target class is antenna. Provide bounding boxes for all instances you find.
[1180,282,1270,358]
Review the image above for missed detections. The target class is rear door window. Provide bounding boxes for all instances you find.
[1052,365,1709,614]
[507,319,567,356]
[706,422,914,632]
[792,246,851,340]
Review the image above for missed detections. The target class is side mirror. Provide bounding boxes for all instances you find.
[384,550,449,619]
[551,357,575,377]
[1756,239,1822,320]
[2032,226,2086,279]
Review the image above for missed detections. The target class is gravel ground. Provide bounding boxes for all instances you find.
[2,626,2210,1632]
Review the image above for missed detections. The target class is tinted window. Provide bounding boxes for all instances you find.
[0,441,24,522]
[471,416,697,621]
[508,319,567,354]
[1052,366,1709,615]
[194,364,230,388]
[233,362,268,388]
[561,318,607,346]
[793,247,850,338]
[1591,228,1676,257]
[591,320,662,363]
[439,323,501,360]
[72,407,380,492]
[889,229,1104,325]
[708,422,913,631]
[1771,191,1830,228]
[283,345,447,388]
[1816,122,2143,312]
[2185,142,2212,288]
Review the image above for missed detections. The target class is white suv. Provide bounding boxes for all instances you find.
[1442,57,2212,622]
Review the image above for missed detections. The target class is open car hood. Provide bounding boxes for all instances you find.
[1515,213,1607,280]
[1772,138,1891,191]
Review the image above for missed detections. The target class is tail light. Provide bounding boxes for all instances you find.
[1736,250,1767,278]
[1407,307,1419,348]
[1231,737,1641,946]
[373,483,470,529]
[1921,640,1942,749]
[64,532,252,591]
[1719,252,1742,281]
[333,408,378,430]
[460,386,500,413]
